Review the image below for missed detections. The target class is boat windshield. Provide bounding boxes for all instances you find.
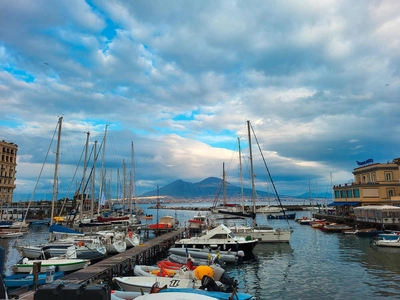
[228,232,236,238]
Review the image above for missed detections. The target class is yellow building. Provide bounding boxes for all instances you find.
[332,157,400,207]
[0,140,18,204]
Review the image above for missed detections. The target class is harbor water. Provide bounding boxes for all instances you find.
[3,202,400,299]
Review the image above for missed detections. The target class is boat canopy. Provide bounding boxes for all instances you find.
[328,202,360,207]
[49,224,84,236]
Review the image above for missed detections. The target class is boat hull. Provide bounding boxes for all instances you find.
[14,259,90,273]
[114,276,198,293]
[231,228,292,243]
[4,271,64,287]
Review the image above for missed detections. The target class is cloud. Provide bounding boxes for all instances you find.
[1,0,399,200]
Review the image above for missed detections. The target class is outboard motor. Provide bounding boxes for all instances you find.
[199,275,221,291]
[210,265,238,292]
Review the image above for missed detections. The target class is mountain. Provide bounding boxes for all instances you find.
[141,177,272,198]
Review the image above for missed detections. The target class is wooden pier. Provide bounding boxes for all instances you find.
[13,228,185,300]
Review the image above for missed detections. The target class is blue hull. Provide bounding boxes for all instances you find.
[160,288,254,299]
[4,271,64,287]
[267,213,296,219]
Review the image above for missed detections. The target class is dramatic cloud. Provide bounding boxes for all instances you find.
[0,0,399,200]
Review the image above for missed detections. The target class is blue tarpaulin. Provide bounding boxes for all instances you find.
[328,202,360,207]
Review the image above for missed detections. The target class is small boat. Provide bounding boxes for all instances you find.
[30,219,51,226]
[158,259,196,271]
[113,275,199,293]
[0,231,25,239]
[134,265,177,277]
[373,237,400,247]
[168,254,225,267]
[169,247,239,263]
[267,213,296,220]
[115,265,237,294]
[4,271,65,287]
[322,224,353,232]
[14,257,90,273]
[159,288,255,300]
[134,292,219,300]
[148,216,177,233]
[141,214,154,220]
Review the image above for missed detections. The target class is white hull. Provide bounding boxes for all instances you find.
[114,276,199,293]
[14,258,90,273]
[175,224,258,254]
[374,239,400,247]
[230,226,292,243]
[125,234,140,248]
[105,240,127,254]
[133,292,217,300]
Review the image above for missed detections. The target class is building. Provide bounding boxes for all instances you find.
[0,140,18,204]
[331,158,400,215]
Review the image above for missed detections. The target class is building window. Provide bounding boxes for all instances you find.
[385,172,392,181]
[346,190,353,198]
[362,175,366,184]
[340,190,346,198]
[372,172,376,182]
[335,190,340,198]
[353,189,360,198]
[388,189,394,198]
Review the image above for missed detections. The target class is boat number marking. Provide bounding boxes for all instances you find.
[169,280,180,287]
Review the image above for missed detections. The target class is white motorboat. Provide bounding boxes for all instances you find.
[132,292,218,300]
[113,276,199,293]
[16,236,107,261]
[115,264,238,294]
[174,224,258,253]
[229,225,292,243]
[374,237,400,247]
[0,231,25,239]
[14,257,90,273]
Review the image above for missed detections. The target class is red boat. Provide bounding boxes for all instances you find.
[148,216,176,231]
[158,259,196,271]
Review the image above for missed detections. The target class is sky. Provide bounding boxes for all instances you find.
[1,0,399,202]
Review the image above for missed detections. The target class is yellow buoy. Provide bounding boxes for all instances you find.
[194,265,214,280]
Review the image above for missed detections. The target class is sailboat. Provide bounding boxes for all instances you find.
[15,117,105,264]
[227,121,293,243]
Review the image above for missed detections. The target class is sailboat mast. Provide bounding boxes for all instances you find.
[50,116,63,233]
[238,138,245,213]
[129,142,133,216]
[80,131,90,223]
[90,140,97,219]
[223,162,227,206]
[98,125,108,215]
[247,120,256,216]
